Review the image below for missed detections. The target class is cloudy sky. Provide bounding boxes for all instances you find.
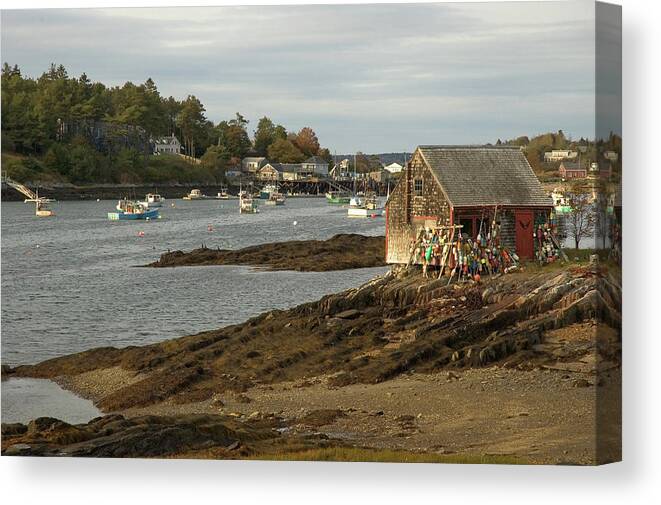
[1,1,597,153]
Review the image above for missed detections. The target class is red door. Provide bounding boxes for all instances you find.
[515,210,534,259]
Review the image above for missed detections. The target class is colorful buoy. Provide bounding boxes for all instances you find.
[138,231,145,237]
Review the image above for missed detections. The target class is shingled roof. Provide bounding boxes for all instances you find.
[417,145,552,208]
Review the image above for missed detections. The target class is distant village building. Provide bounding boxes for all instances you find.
[257,163,304,181]
[544,150,578,162]
[368,169,390,184]
[330,159,351,179]
[384,162,404,174]
[604,150,619,162]
[301,156,329,176]
[559,161,587,179]
[153,135,181,155]
[242,157,267,173]
[385,146,553,263]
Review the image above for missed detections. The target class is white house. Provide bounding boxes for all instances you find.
[384,162,404,174]
[242,157,268,173]
[543,150,578,162]
[153,135,181,155]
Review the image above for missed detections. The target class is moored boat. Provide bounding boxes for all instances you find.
[216,187,230,199]
[347,193,384,218]
[326,190,351,204]
[260,184,278,200]
[183,189,206,200]
[108,199,160,220]
[265,191,286,206]
[140,193,165,208]
[239,191,258,214]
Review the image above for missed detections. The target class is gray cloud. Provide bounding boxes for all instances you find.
[1,2,597,152]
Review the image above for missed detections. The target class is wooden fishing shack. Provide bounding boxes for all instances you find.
[385,145,553,263]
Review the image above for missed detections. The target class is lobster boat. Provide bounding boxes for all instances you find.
[325,190,351,204]
[108,199,159,220]
[347,193,384,218]
[265,192,286,206]
[140,193,165,208]
[239,191,258,214]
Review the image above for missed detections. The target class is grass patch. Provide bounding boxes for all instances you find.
[249,446,525,465]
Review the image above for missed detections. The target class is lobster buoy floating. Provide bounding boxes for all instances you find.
[293,221,298,226]
[208,224,213,232]
[138,231,145,238]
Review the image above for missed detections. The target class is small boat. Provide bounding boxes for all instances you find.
[265,191,286,206]
[551,187,572,214]
[326,190,351,204]
[140,193,165,208]
[25,193,56,217]
[347,193,384,218]
[239,191,259,214]
[108,199,159,220]
[34,200,55,217]
[183,189,206,200]
[216,187,230,199]
[260,184,278,200]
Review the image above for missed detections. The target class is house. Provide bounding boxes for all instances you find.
[544,150,578,162]
[257,163,283,181]
[330,159,351,180]
[368,169,390,184]
[301,156,329,176]
[153,135,181,155]
[384,162,404,174]
[257,163,304,181]
[559,161,587,179]
[242,157,267,173]
[385,145,553,263]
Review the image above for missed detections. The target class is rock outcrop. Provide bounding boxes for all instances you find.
[145,233,386,272]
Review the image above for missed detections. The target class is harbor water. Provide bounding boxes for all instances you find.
[1,197,386,422]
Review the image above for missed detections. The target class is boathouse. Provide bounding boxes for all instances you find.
[385,145,553,263]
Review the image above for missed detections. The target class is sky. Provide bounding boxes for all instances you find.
[1,1,599,153]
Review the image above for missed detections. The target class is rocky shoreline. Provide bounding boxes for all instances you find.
[145,234,386,272]
[2,264,622,463]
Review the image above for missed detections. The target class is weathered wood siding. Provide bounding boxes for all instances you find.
[385,150,451,264]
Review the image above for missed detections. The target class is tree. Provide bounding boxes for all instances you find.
[176,95,206,160]
[216,118,251,160]
[267,138,305,163]
[566,182,596,249]
[253,116,287,156]
[293,126,320,157]
[201,145,229,181]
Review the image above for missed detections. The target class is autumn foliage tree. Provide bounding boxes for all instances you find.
[293,126,320,157]
[267,138,305,163]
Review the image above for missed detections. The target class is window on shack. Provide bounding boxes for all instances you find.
[414,178,423,196]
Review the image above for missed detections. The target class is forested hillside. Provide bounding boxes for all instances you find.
[1,64,332,185]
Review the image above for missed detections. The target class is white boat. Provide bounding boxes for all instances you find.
[265,192,286,206]
[347,193,384,218]
[216,188,230,199]
[239,191,258,214]
[183,189,206,200]
[140,193,165,208]
[349,196,363,208]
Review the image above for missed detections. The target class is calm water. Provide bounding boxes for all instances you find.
[1,378,102,424]
[1,197,386,367]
